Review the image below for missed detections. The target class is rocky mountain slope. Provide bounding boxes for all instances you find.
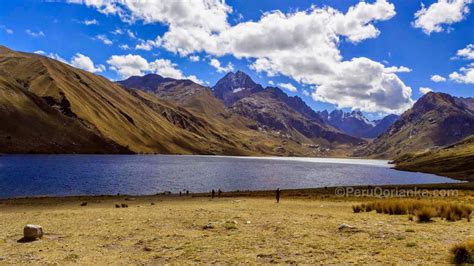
[210,72,363,147]
[319,110,398,139]
[356,92,474,158]
[212,71,264,106]
[0,46,302,155]
[394,135,474,181]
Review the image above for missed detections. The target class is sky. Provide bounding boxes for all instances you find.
[0,0,473,119]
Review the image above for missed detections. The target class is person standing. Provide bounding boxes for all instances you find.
[276,188,281,203]
[211,189,215,199]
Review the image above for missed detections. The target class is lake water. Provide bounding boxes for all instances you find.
[0,155,459,198]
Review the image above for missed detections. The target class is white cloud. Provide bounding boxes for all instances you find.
[450,64,474,84]
[278,82,298,92]
[430,74,447,82]
[111,28,123,35]
[456,44,474,60]
[302,90,310,96]
[135,37,161,51]
[81,19,99,25]
[70,53,105,73]
[189,55,200,62]
[384,66,412,73]
[35,50,105,73]
[413,0,472,34]
[69,0,414,113]
[107,54,203,84]
[127,29,137,39]
[0,25,13,34]
[34,50,68,64]
[311,58,413,114]
[209,58,234,73]
[107,54,149,77]
[26,29,45,38]
[119,44,131,50]
[96,34,112,45]
[268,80,275,86]
[419,87,433,94]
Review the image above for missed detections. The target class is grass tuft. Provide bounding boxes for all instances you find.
[352,199,472,222]
[450,239,474,264]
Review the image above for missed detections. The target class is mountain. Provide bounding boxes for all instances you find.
[211,72,363,149]
[319,110,398,139]
[367,114,400,138]
[356,92,474,158]
[212,70,264,106]
[1,46,310,155]
[394,135,474,181]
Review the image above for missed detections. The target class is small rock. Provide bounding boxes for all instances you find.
[23,224,43,240]
[150,202,155,205]
[203,223,215,229]
[143,246,153,251]
[80,202,87,206]
[121,204,128,208]
[246,221,251,224]
[338,223,355,231]
[115,204,120,208]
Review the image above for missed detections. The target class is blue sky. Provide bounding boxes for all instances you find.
[0,0,473,118]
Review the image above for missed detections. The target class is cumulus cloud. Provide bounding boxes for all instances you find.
[456,44,474,60]
[70,53,105,73]
[430,74,447,82]
[135,37,162,51]
[209,58,234,73]
[34,50,68,64]
[419,87,433,94]
[35,51,105,73]
[311,58,413,113]
[107,54,203,84]
[96,34,112,45]
[384,66,412,73]
[450,64,474,84]
[26,29,45,38]
[278,82,298,92]
[450,43,474,84]
[413,0,472,34]
[70,0,414,113]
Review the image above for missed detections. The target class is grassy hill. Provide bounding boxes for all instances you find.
[394,135,474,181]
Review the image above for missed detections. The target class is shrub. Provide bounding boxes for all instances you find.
[415,207,435,223]
[450,239,474,264]
[352,205,362,213]
[351,199,472,223]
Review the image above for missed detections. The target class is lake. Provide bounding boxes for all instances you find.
[0,155,459,198]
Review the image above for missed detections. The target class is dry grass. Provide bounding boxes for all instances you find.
[353,199,472,222]
[0,195,473,264]
[450,239,474,264]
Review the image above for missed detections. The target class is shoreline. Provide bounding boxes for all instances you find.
[2,182,473,202]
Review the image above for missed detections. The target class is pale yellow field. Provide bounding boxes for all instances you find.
[0,195,473,264]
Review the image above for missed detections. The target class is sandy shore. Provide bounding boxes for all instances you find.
[1,184,473,264]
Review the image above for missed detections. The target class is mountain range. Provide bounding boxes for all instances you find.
[1,45,473,170]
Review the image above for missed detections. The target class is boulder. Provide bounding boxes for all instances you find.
[23,224,43,240]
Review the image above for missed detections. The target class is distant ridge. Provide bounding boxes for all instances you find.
[356,92,474,158]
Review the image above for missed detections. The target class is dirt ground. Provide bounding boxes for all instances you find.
[0,192,473,264]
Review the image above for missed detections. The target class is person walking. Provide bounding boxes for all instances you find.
[276,188,281,203]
